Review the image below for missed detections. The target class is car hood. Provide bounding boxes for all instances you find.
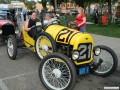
[0,20,14,28]
[45,24,94,47]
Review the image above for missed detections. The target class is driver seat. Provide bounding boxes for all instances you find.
[22,27,35,47]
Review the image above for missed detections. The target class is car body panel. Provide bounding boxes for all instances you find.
[22,27,35,47]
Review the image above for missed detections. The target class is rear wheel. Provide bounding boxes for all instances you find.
[39,52,76,90]
[92,45,118,76]
[7,35,17,60]
[35,32,56,60]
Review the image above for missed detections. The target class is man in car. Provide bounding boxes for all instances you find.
[43,13,59,26]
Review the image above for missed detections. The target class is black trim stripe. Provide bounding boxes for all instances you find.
[55,28,68,41]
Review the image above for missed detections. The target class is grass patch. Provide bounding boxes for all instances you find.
[87,24,120,38]
[59,15,120,38]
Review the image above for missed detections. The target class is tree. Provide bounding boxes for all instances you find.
[0,0,11,4]
[38,0,47,12]
[73,0,85,7]
[99,0,118,19]
[49,0,65,11]
[25,1,36,10]
[86,0,94,16]
[107,0,118,18]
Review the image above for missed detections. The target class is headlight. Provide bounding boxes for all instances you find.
[72,51,79,60]
[0,30,2,34]
[94,47,101,56]
[15,30,20,34]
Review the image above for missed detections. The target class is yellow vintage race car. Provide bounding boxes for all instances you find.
[6,22,118,90]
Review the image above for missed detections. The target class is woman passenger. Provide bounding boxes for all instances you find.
[24,11,39,38]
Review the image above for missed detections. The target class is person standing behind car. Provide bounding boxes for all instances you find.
[93,6,99,25]
[24,11,39,38]
[111,9,116,23]
[18,10,22,21]
[75,7,86,32]
[22,10,27,21]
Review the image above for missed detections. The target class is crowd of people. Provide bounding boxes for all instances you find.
[91,5,117,25]
[15,5,117,38]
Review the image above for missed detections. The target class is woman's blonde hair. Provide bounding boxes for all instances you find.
[77,7,84,13]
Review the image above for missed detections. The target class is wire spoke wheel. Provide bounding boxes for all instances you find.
[38,36,52,56]
[35,32,56,59]
[94,49,113,73]
[39,53,76,90]
[93,45,118,76]
[42,58,71,89]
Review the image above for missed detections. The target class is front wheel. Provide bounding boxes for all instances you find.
[39,52,76,90]
[35,32,56,60]
[92,45,118,77]
[7,35,17,60]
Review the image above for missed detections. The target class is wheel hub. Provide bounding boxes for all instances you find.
[52,69,62,78]
[42,45,48,52]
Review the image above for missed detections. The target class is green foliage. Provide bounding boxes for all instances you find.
[38,0,47,11]
[27,3,34,10]
[50,0,65,9]
[25,1,36,10]
[0,0,11,4]
[117,3,120,12]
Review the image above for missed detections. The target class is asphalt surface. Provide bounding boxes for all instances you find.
[0,25,120,90]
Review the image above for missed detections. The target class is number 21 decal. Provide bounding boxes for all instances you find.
[57,29,74,43]
[78,44,91,60]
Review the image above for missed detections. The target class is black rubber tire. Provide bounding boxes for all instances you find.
[92,45,118,77]
[35,32,56,60]
[39,52,76,90]
[7,35,17,60]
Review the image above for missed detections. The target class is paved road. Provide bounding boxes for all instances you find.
[0,32,120,90]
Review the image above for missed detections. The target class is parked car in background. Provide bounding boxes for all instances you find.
[0,7,19,42]
[70,8,78,15]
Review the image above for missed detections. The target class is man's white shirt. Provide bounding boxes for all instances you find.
[44,18,58,25]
